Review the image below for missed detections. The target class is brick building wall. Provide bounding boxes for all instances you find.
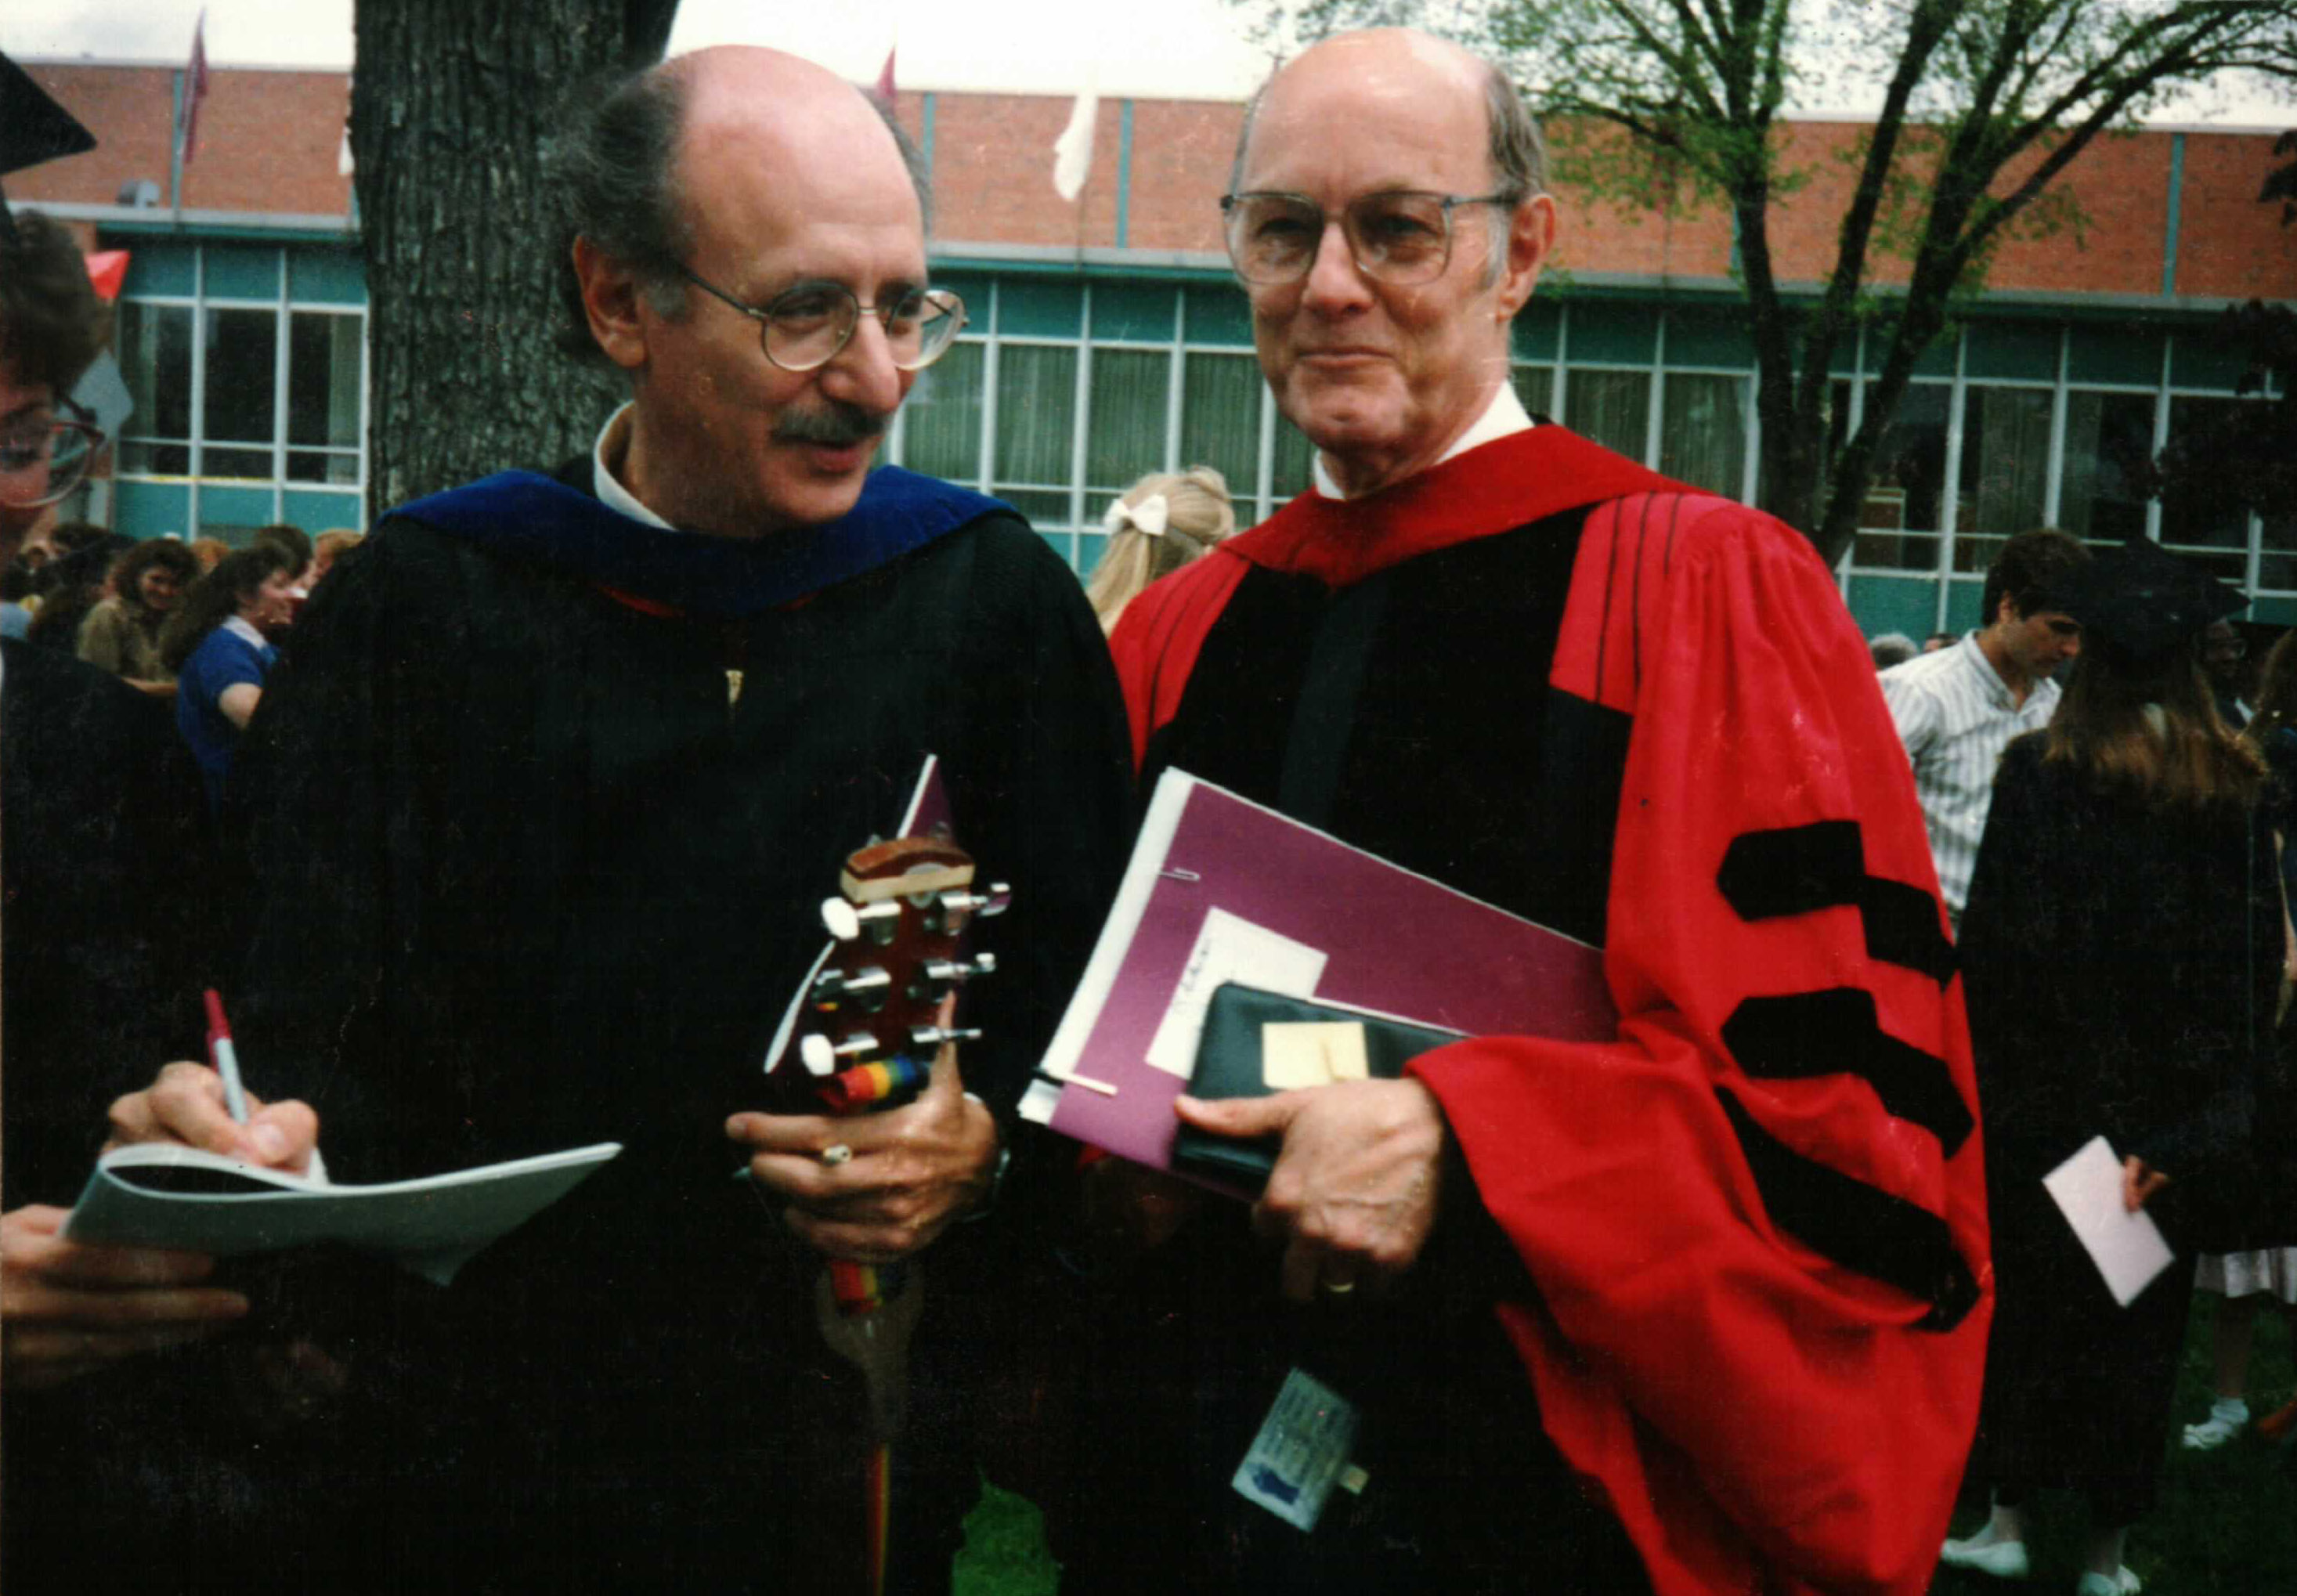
[20,60,2288,302]
[15,62,352,218]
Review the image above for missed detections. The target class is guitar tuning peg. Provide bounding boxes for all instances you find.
[934,883,1013,927]
[907,1024,984,1051]
[922,953,997,986]
[811,966,892,1011]
[801,1031,882,1076]
[820,898,901,942]
[821,898,860,941]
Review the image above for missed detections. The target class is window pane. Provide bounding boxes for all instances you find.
[203,308,278,445]
[287,312,362,449]
[1853,383,1949,571]
[202,446,273,480]
[1085,348,1171,493]
[1179,352,1261,500]
[992,345,1077,489]
[1270,418,1317,510]
[1511,364,1554,417]
[1566,370,1649,460]
[902,341,983,483]
[1000,489,1073,528]
[117,302,193,442]
[2159,396,2253,552]
[2259,500,2297,589]
[287,450,360,486]
[1660,372,1745,497]
[1956,385,2053,573]
[120,442,190,475]
[2058,390,2154,543]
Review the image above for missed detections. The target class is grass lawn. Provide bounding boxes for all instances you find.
[953,1482,1059,1596]
[1935,1287,2297,1594]
[953,1289,2295,1595]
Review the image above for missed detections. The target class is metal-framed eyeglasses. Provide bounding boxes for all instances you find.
[0,414,106,510]
[676,266,966,373]
[1219,190,1516,287]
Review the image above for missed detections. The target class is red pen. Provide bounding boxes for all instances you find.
[204,988,251,1125]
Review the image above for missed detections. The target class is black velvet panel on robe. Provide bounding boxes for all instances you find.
[1057,511,1654,1596]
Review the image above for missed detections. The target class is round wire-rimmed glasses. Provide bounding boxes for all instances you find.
[676,266,967,373]
[1219,190,1515,287]
[0,417,106,510]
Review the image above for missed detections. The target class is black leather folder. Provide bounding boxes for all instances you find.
[1174,982,1463,1192]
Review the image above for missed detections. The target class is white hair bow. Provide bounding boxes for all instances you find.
[1103,493,1170,537]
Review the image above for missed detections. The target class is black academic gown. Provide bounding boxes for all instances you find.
[1,639,208,1204]
[1,638,219,1594]
[1960,734,2279,1522]
[211,461,1132,1592]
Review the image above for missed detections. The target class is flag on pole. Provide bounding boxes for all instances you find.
[1052,84,1099,203]
[179,9,210,168]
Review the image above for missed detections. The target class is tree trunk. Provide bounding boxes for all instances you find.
[349,0,678,517]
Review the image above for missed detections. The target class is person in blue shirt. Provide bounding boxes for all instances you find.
[163,543,296,808]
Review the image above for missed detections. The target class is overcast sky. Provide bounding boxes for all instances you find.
[5,0,2290,123]
[1,0,1273,99]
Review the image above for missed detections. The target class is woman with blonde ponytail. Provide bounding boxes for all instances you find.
[1083,465,1235,633]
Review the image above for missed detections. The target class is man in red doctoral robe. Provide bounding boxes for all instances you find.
[1064,27,1991,1596]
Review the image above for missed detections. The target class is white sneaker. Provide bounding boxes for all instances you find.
[1941,1533,2032,1579]
[2075,1567,2140,1596]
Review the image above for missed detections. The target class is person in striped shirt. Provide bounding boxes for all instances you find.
[1880,529,2091,927]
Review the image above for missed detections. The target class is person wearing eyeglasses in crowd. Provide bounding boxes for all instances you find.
[0,68,227,1591]
[1059,30,1988,1596]
[99,44,1129,1594]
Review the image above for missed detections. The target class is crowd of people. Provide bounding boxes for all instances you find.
[0,25,2289,1596]
[1874,538,2297,1593]
[2,509,359,797]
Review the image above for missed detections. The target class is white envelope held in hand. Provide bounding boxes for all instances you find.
[2041,1135,2176,1308]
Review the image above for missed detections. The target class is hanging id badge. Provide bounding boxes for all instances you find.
[1231,1366,1367,1531]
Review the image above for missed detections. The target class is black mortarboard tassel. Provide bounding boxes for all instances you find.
[2042,534,2247,669]
[0,52,99,244]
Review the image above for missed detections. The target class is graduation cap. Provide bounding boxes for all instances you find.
[0,52,99,245]
[2042,535,2247,668]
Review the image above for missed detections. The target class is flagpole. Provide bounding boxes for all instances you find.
[168,68,184,221]
[173,7,206,227]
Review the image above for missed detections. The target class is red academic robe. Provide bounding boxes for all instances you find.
[1108,425,1990,1596]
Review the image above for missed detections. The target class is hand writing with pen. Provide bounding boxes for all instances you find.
[3,1058,319,1394]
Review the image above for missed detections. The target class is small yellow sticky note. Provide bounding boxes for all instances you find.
[1261,1022,1370,1089]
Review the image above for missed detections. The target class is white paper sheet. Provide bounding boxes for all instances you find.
[2041,1134,2176,1307]
[1142,907,1327,1078]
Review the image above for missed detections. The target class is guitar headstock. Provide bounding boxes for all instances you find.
[786,832,1010,1114]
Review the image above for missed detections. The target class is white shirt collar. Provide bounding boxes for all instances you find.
[222,616,269,648]
[1310,383,1535,500]
[593,403,677,530]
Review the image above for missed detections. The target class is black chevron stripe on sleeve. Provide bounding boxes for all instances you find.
[1715,821,1954,985]
[1721,989,1974,1156]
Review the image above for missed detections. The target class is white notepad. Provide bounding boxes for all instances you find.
[66,1141,621,1287]
[2042,1135,2176,1307]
